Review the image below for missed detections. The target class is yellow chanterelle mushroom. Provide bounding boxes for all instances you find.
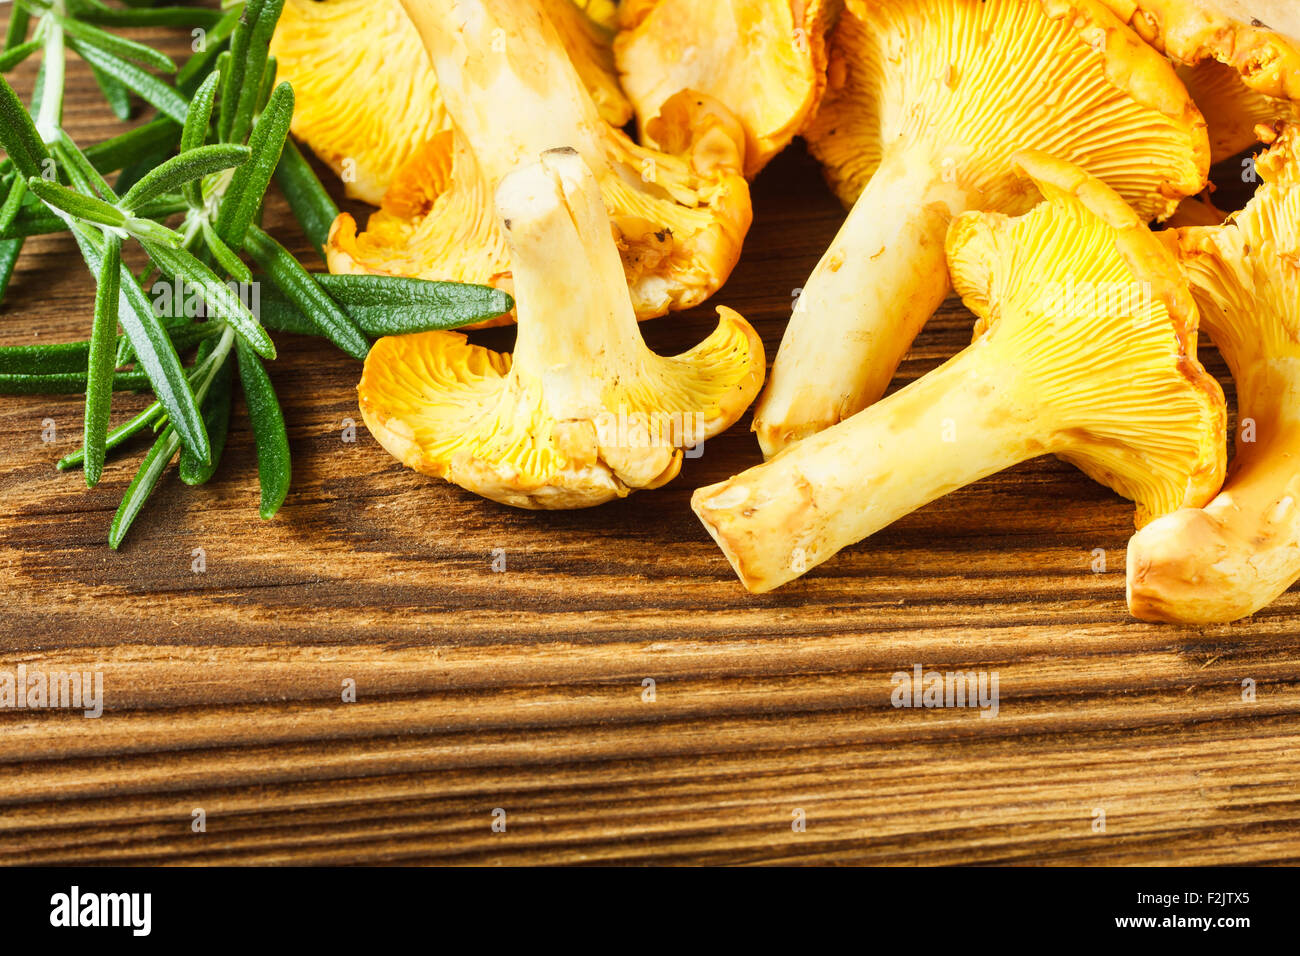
[693,153,1226,593]
[1128,124,1300,623]
[1100,0,1300,163]
[271,0,632,206]
[357,148,766,510]
[614,0,841,178]
[752,0,1210,458]
[327,0,752,322]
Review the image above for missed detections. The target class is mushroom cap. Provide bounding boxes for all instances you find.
[270,0,447,206]
[1179,60,1300,162]
[1127,124,1300,622]
[615,0,840,178]
[330,0,751,320]
[804,0,1209,222]
[328,129,515,326]
[356,149,766,510]
[270,0,631,207]
[946,150,1227,525]
[1101,0,1300,98]
[1101,0,1300,160]
[1173,124,1300,360]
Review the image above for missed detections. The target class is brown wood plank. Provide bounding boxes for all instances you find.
[0,7,1297,867]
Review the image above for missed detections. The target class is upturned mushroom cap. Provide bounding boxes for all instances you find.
[752,0,1210,458]
[270,0,632,206]
[329,0,751,321]
[270,0,447,206]
[948,151,1226,523]
[1128,124,1300,623]
[357,149,766,510]
[1101,0,1300,160]
[614,0,840,178]
[1179,60,1300,162]
[693,153,1225,593]
[806,0,1207,216]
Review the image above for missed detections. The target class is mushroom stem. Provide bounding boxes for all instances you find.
[1128,361,1300,623]
[695,339,1040,593]
[399,0,611,187]
[753,149,974,457]
[499,149,640,403]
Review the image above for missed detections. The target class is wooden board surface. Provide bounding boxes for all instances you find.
[1,13,1298,867]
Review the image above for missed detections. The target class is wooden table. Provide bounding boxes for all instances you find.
[1,13,1297,867]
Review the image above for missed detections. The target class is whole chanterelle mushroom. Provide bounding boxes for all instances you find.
[357,149,766,510]
[328,0,751,321]
[270,0,632,206]
[693,153,1226,593]
[1100,1,1300,162]
[1128,125,1300,623]
[752,0,1210,458]
[614,0,841,178]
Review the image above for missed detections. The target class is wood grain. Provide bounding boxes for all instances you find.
[0,10,1297,867]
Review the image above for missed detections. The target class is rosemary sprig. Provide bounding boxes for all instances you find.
[0,0,514,547]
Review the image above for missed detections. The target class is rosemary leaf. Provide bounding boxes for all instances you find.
[235,337,290,520]
[54,130,118,201]
[89,62,133,120]
[217,0,258,141]
[67,37,188,123]
[0,40,42,73]
[108,424,180,550]
[255,274,515,340]
[0,369,151,394]
[119,143,249,212]
[1,196,186,241]
[0,178,28,236]
[182,75,220,154]
[27,177,127,229]
[273,139,337,262]
[256,54,277,114]
[3,6,31,53]
[244,225,367,360]
[215,80,292,250]
[310,274,512,335]
[78,5,227,30]
[60,15,176,74]
[222,0,284,146]
[179,352,233,486]
[0,239,22,305]
[201,219,252,284]
[0,323,216,376]
[0,340,99,376]
[0,75,52,180]
[83,232,121,486]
